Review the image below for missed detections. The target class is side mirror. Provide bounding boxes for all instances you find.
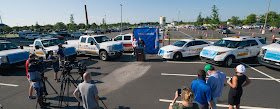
[185,45,189,47]
[20,46,23,49]
[35,45,40,50]
[272,39,277,43]
[90,41,94,45]
[237,46,244,49]
[65,42,68,44]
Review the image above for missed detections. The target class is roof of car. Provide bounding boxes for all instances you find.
[179,39,206,42]
[223,36,263,41]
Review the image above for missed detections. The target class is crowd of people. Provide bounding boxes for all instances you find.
[169,64,251,109]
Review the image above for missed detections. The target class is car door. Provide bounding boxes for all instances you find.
[194,41,209,55]
[34,41,46,58]
[235,41,250,59]
[247,40,260,57]
[79,37,88,53]
[86,37,99,55]
[123,35,132,51]
[183,41,196,57]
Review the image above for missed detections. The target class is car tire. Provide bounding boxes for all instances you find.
[224,56,234,67]
[100,51,109,61]
[173,52,182,61]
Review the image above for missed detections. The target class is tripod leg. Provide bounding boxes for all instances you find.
[69,75,78,87]
[45,79,59,95]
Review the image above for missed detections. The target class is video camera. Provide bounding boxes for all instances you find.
[29,57,52,73]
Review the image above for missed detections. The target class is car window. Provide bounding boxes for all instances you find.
[35,41,42,47]
[258,39,266,44]
[187,41,194,46]
[87,37,95,43]
[81,37,86,43]
[247,40,258,46]
[115,36,122,41]
[237,41,249,47]
[195,41,208,45]
[124,36,131,40]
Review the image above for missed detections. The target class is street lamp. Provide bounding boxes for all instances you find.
[120,4,123,33]
[262,0,271,35]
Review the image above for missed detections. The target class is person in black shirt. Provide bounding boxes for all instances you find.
[137,37,145,47]
[227,64,251,109]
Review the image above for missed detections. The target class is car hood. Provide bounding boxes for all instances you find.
[0,49,29,64]
[0,49,29,56]
[202,46,234,52]
[99,41,122,46]
[160,45,182,51]
[262,43,280,51]
[44,44,74,50]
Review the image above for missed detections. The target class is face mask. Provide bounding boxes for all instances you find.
[207,71,211,76]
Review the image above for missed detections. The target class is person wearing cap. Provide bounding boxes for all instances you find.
[48,51,60,82]
[204,64,226,109]
[191,69,214,109]
[227,64,251,109]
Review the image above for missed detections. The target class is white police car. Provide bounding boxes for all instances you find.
[158,39,213,60]
[200,36,266,67]
[258,40,280,69]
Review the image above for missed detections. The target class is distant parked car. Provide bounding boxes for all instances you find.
[198,26,207,30]
[40,34,53,38]
[56,31,71,37]
[216,27,230,34]
[49,34,64,40]
[25,34,41,40]
[95,29,104,34]
[242,25,252,29]
[71,32,83,38]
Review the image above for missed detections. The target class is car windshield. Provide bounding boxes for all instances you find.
[0,43,18,51]
[94,36,111,43]
[41,39,65,47]
[173,41,187,47]
[214,39,240,48]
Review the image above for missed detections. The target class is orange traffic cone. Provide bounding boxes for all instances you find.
[252,33,254,37]
[205,34,208,37]
[242,28,243,30]
[238,31,240,35]
[272,34,275,39]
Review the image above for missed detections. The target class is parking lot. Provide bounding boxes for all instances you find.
[1,29,280,109]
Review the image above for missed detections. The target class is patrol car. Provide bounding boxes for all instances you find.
[200,36,266,67]
[158,39,213,60]
[258,40,280,69]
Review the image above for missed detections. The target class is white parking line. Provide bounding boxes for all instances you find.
[161,73,280,81]
[179,31,193,38]
[159,99,276,109]
[240,62,280,83]
[0,83,19,87]
[165,61,206,64]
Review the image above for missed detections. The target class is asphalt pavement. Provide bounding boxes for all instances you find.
[1,30,280,109]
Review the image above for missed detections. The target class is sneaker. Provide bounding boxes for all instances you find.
[28,96,36,99]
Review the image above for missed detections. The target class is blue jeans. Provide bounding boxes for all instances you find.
[211,96,220,109]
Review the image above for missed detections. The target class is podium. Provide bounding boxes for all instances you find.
[136,47,145,61]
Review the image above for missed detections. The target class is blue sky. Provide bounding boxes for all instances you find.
[0,0,279,26]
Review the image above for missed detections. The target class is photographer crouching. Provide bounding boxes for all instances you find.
[27,54,48,108]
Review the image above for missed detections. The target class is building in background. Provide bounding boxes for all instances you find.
[160,16,166,26]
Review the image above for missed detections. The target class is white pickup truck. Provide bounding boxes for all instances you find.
[113,33,134,51]
[23,38,77,60]
[0,41,29,68]
[66,35,124,61]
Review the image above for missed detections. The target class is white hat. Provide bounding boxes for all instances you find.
[236,64,246,73]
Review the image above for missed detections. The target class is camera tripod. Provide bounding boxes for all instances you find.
[58,69,79,108]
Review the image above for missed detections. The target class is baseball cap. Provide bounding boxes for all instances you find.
[236,64,246,73]
[204,64,215,72]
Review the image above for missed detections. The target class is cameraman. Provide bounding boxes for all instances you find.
[57,43,65,65]
[48,51,60,82]
[28,54,47,108]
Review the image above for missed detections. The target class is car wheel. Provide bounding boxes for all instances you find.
[224,56,234,67]
[173,52,182,61]
[100,51,109,61]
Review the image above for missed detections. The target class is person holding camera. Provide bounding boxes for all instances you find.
[28,54,47,108]
[169,87,199,109]
[48,51,60,82]
[227,64,251,109]
[73,72,100,109]
[57,43,65,65]
[191,69,214,109]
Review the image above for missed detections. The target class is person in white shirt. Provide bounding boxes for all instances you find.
[132,39,138,56]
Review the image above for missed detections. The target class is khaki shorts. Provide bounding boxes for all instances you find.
[27,78,33,86]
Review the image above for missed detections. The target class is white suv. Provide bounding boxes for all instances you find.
[200,36,266,67]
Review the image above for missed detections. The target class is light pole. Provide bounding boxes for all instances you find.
[262,0,271,35]
[120,4,123,33]
[178,11,180,26]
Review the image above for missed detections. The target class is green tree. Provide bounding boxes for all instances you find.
[22,26,29,30]
[211,5,220,24]
[78,23,86,29]
[3,25,12,31]
[230,16,241,25]
[196,12,204,25]
[100,18,107,31]
[203,16,211,24]
[53,22,66,30]
[245,14,257,24]
[67,14,76,32]
[12,26,20,31]
[35,22,40,30]
[45,24,53,30]
[90,23,97,30]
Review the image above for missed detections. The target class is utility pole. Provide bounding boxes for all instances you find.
[120,4,123,33]
[263,0,271,35]
[84,5,89,25]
